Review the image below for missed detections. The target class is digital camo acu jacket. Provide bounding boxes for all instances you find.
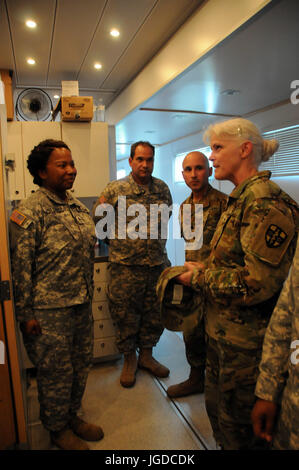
[191,171,298,349]
[255,240,299,449]
[94,172,172,266]
[255,239,298,407]
[180,184,227,262]
[10,187,96,323]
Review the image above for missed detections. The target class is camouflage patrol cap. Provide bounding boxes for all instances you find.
[156,266,202,332]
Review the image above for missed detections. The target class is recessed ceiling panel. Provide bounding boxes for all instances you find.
[6,0,56,86]
[102,0,203,101]
[47,0,107,87]
[77,0,158,89]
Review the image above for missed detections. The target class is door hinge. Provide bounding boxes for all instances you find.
[0,281,11,302]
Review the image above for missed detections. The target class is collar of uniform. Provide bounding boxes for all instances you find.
[128,171,158,194]
[188,184,213,208]
[228,170,271,200]
[39,186,77,206]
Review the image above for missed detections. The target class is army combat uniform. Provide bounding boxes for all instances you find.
[190,171,298,450]
[180,185,227,372]
[255,240,299,450]
[10,187,96,433]
[95,172,172,353]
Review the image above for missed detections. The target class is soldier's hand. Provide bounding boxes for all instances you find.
[21,319,42,336]
[251,398,277,442]
[175,270,193,286]
[184,261,205,271]
[176,261,205,286]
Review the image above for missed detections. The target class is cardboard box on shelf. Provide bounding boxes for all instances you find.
[53,96,93,121]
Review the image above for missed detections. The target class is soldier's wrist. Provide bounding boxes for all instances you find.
[191,267,205,291]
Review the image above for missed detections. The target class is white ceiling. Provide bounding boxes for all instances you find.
[0,0,298,160]
[0,0,202,106]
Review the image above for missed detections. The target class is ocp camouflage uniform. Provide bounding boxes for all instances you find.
[179,185,227,370]
[10,187,96,432]
[190,171,298,450]
[255,239,299,450]
[94,172,172,353]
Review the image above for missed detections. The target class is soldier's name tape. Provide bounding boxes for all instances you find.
[95,197,203,250]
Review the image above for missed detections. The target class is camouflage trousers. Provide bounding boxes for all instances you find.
[205,336,269,450]
[107,263,165,353]
[183,317,206,369]
[23,303,93,432]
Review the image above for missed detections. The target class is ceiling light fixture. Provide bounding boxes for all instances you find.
[27,58,36,65]
[53,95,59,99]
[94,62,102,70]
[26,20,37,28]
[110,28,120,37]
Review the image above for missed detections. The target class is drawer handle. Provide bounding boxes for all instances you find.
[96,268,100,274]
[97,306,103,311]
[97,287,101,292]
[99,324,104,329]
[101,343,105,348]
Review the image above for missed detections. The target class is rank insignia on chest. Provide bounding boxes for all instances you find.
[265,224,287,248]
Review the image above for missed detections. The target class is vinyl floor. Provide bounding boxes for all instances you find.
[26,329,216,451]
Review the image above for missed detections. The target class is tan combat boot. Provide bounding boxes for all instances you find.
[166,367,205,398]
[138,347,170,378]
[120,351,138,387]
[51,427,89,450]
[70,415,104,441]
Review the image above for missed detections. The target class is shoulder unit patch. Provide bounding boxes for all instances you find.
[265,224,287,248]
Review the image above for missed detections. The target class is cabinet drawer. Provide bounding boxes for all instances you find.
[94,263,108,282]
[92,301,110,320]
[93,337,119,358]
[93,319,116,339]
[93,283,108,301]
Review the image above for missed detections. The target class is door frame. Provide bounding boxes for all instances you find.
[0,104,27,448]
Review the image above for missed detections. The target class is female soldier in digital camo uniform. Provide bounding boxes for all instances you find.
[10,139,103,450]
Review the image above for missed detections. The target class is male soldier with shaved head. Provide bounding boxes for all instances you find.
[167,151,227,398]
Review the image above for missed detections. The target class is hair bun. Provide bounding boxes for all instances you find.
[261,139,279,162]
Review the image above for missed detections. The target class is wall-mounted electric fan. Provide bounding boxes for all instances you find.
[16,88,53,121]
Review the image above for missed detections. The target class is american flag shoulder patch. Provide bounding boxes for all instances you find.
[10,210,32,228]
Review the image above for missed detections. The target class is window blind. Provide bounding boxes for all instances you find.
[259,125,299,176]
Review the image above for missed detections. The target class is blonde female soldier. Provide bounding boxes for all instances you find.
[176,118,298,450]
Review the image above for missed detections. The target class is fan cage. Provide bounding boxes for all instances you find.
[16,88,53,121]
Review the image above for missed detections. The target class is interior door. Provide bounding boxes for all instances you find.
[0,104,27,448]
[0,303,16,449]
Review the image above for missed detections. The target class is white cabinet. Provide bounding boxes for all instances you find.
[61,122,109,198]
[6,121,25,200]
[6,121,110,199]
[22,122,61,197]
[92,261,119,360]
